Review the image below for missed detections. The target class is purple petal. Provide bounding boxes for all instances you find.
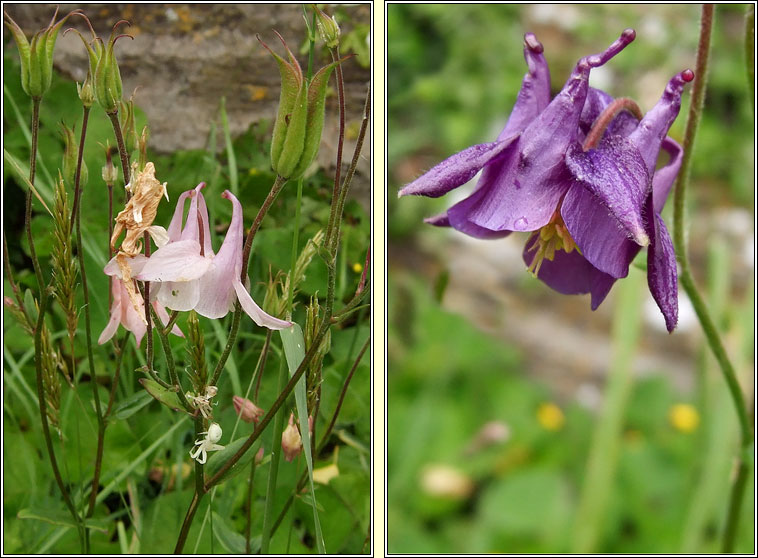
[565,136,650,246]
[523,234,617,309]
[497,33,551,139]
[466,30,636,232]
[561,182,643,278]
[644,197,678,332]
[462,157,573,232]
[424,213,450,227]
[398,138,517,198]
[628,70,693,175]
[651,137,682,214]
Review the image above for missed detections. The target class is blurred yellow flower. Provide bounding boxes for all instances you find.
[352,262,363,273]
[669,403,699,433]
[420,464,474,500]
[537,402,565,431]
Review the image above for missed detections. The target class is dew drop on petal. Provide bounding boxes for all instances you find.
[514,217,529,230]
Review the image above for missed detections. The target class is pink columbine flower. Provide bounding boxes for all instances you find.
[98,275,183,346]
[135,184,292,330]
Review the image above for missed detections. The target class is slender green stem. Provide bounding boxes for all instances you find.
[68,106,107,520]
[144,234,154,372]
[34,285,87,549]
[324,47,347,251]
[26,97,44,291]
[149,305,192,411]
[107,111,130,187]
[174,491,202,554]
[671,5,752,552]
[330,85,371,256]
[722,456,750,553]
[163,310,180,336]
[745,5,755,111]
[244,456,258,554]
[241,175,288,280]
[260,354,289,554]
[69,107,90,229]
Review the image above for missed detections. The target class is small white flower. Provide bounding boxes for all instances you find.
[189,422,225,464]
[186,385,219,419]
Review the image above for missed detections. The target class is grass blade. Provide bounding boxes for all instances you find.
[280,323,326,553]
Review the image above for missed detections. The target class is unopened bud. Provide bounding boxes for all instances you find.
[77,75,95,108]
[281,413,302,462]
[233,395,264,423]
[255,446,265,464]
[313,5,340,49]
[102,142,118,184]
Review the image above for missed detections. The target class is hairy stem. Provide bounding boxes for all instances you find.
[107,111,130,187]
[671,5,751,551]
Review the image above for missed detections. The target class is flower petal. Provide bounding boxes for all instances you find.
[465,30,637,232]
[398,138,517,198]
[98,280,122,345]
[152,300,184,338]
[233,278,292,330]
[497,33,551,139]
[523,234,617,309]
[565,136,650,246]
[157,279,201,312]
[561,183,643,278]
[628,70,692,175]
[194,190,243,318]
[136,240,212,282]
[651,137,682,214]
[644,197,678,332]
[166,190,193,242]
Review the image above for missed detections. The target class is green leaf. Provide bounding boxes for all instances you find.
[138,378,188,413]
[211,512,255,554]
[111,390,153,420]
[205,436,260,485]
[17,508,108,533]
[280,323,326,553]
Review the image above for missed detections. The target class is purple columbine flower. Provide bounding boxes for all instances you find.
[398,29,692,332]
[132,185,292,330]
[399,29,636,236]
[526,69,693,332]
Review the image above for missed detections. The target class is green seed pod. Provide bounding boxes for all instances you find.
[4,8,81,99]
[68,18,131,114]
[260,32,352,180]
